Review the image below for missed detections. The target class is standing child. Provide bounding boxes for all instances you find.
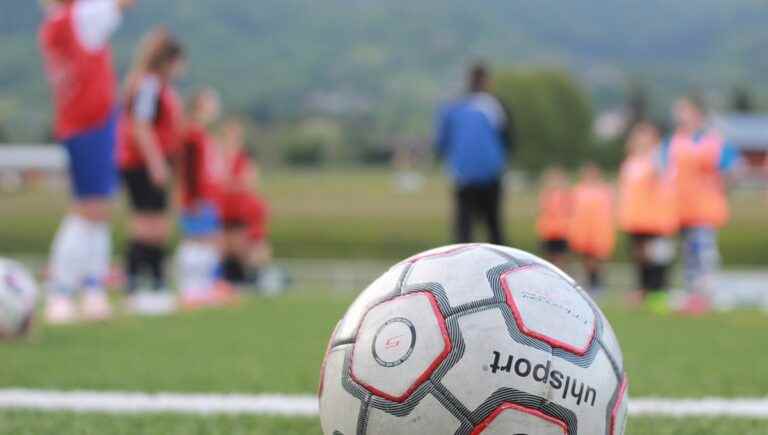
[176,88,237,308]
[118,30,185,314]
[568,163,616,295]
[536,166,572,268]
[660,96,741,312]
[39,0,136,324]
[619,122,678,313]
[217,118,272,285]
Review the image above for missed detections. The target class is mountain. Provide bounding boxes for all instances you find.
[2,0,767,141]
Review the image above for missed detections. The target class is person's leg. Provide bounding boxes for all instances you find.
[127,213,175,315]
[46,212,90,324]
[221,223,249,284]
[682,227,720,294]
[584,255,604,295]
[678,227,719,313]
[177,202,224,304]
[125,238,147,294]
[123,169,152,295]
[455,184,474,243]
[694,227,721,299]
[122,167,175,314]
[46,119,117,324]
[79,202,114,321]
[480,179,505,245]
[681,227,700,294]
[134,214,171,292]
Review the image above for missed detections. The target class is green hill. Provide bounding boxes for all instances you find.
[2,0,767,141]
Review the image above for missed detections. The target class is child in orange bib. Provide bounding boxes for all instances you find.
[619,121,678,312]
[568,163,616,294]
[537,166,572,268]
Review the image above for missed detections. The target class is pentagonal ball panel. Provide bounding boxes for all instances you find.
[351,292,451,402]
[472,403,568,435]
[405,245,506,308]
[503,265,596,355]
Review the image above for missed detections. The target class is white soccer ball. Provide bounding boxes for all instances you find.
[0,258,39,338]
[320,244,628,435]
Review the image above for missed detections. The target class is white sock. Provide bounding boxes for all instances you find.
[48,214,90,297]
[176,241,220,297]
[83,220,112,294]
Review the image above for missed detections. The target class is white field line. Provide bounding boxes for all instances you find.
[0,390,767,418]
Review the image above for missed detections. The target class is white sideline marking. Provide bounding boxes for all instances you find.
[1,390,767,418]
[0,390,318,416]
[629,397,768,418]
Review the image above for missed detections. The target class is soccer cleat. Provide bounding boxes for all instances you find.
[180,282,239,311]
[675,293,713,316]
[81,291,114,321]
[644,292,671,316]
[44,294,78,325]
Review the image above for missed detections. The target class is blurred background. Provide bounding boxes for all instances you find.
[2,0,768,264]
[1,2,768,434]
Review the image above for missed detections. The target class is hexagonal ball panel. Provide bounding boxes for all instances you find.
[404,245,506,308]
[472,403,568,435]
[351,292,451,402]
[502,265,596,355]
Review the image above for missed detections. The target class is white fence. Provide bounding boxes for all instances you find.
[0,144,66,171]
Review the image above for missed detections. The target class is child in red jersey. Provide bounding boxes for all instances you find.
[217,117,272,285]
[536,166,572,268]
[118,29,186,314]
[39,0,135,324]
[176,88,236,308]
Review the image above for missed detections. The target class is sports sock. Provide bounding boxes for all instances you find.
[145,243,167,292]
[83,220,111,293]
[48,214,90,296]
[222,255,246,283]
[125,240,147,294]
[588,269,602,290]
[177,241,221,295]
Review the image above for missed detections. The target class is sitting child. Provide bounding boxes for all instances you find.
[176,88,236,308]
[216,117,273,286]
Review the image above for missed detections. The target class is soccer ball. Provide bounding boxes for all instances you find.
[319,244,628,435]
[0,258,39,338]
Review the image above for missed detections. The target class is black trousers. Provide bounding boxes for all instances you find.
[629,233,670,292]
[455,180,505,245]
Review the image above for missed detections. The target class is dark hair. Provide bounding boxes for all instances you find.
[148,37,185,72]
[468,62,490,93]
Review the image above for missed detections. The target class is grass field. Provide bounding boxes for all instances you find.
[2,169,768,433]
[1,291,767,434]
[1,412,767,435]
[3,169,768,264]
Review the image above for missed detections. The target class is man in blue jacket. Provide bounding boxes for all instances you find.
[435,63,515,245]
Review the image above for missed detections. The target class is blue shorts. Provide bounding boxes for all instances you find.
[62,112,119,199]
[181,202,221,238]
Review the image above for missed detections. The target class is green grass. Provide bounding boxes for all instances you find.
[3,169,768,264]
[1,291,768,434]
[0,412,766,435]
[0,293,348,393]
[2,293,768,397]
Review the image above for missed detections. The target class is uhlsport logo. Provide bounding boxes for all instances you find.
[372,317,416,368]
[489,351,598,407]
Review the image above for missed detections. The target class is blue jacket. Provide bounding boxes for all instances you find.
[435,93,510,186]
